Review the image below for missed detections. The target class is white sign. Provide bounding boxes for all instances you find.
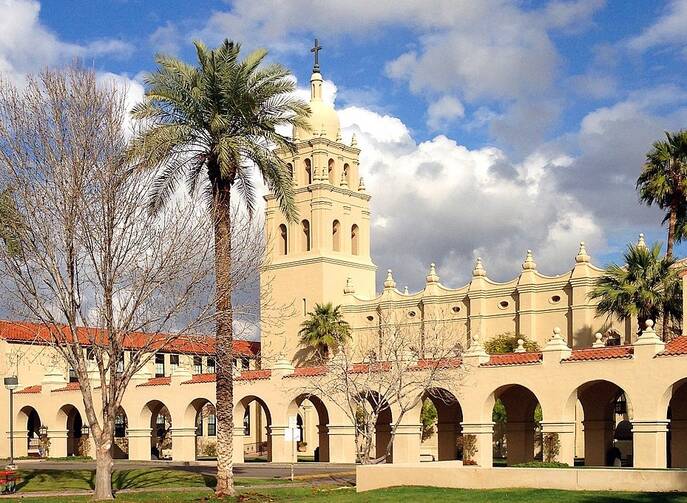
[285,415,301,442]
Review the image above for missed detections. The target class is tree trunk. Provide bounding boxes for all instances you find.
[213,179,235,497]
[667,205,676,259]
[94,440,114,500]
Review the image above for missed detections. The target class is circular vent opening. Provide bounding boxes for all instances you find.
[498,300,509,309]
[366,315,374,322]
[408,311,416,318]
[452,306,461,313]
[551,295,561,303]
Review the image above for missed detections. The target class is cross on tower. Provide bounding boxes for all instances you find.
[311,38,322,73]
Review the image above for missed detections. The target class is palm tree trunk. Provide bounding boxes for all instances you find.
[213,177,235,497]
[664,204,678,339]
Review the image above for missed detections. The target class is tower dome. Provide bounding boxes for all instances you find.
[294,40,340,142]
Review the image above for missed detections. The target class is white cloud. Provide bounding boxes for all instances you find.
[427,96,465,131]
[627,0,687,52]
[0,0,133,84]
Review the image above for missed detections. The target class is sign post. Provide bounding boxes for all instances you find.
[286,415,300,481]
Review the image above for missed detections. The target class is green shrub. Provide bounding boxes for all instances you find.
[421,400,438,440]
[484,332,539,354]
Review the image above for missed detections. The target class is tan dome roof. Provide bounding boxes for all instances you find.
[294,72,340,141]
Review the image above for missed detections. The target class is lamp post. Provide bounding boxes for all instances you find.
[4,376,19,469]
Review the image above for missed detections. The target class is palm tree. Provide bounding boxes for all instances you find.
[126,40,308,497]
[636,130,687,259]
[299,303,352,357]
[589,241,682,340]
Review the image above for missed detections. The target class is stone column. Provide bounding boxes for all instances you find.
[505,420,535,465]
[582,419,613,466]
[268,425,293,463]
[317,425,330,462]
[171,426,197,461]
[436,422,459,461]
[540,421,575,465]
[327,424,356,463]
[670,420,687,468]
[460,422,494,467]
[632,420,669,468]
[233,425,245,464]
[48,429,69,458]
[391,423,422,464]
[11,430,28,458]
[127,428,151,461]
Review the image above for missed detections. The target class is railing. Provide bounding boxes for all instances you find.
[243,441,268,456]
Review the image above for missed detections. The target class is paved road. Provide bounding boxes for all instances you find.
[14,459,357,484]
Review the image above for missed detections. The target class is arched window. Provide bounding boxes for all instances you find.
[301,220,311,252]
[332,220,341,252]
[328,158,335,184]
[304,159,312,185]
[343,163,350,186]
[351,224,359,255]
[278,224,288,256]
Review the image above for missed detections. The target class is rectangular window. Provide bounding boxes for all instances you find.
[207,358,215,374]
[116,354,124,375]
[170,354,179,373]
[243,408,251,436]
[68,367,78,383]
[193,356,202,374]
[195,414,203,436]
[155,353,165,377]
[114,415,126,438]
[241,357,250,370]
[86,347,95,360]
[208,414,216,436]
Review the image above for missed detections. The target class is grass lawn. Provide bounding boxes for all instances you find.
[13,468,290,492]
[3,484,687,502]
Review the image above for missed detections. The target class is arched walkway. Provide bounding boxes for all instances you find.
[184,398,216,460]
[141,400,172,460]
[57,404,85,457]
[574,380,632,467]
[666,378,687,468]
[113,406,129,459]
[419,388,463,461]
[487,384,542,466]
[234,396,272,462]
[287,394,330,462]
[17,406,42,457]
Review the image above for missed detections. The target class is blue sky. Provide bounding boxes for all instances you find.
[3,0,687,290]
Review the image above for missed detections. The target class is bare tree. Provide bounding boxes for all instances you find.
[0,66,217,500]
[298,309,466,464]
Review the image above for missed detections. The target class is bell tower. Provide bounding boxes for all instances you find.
[260,40,376,364]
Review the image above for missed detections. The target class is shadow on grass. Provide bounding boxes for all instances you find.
[16,469,95,491]
[112,469,216,490]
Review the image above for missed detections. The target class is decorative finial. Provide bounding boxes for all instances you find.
[344,276,355,294]
[551,327,562,341]
[311,38,323,73]
[593,333,604,348]
[637,233,648,250]
[514,338,525,353]
[575,241,590,263]
[358,176,366,192]
[384,269,396,290]
[472,257,486,277]
[426,263,440,284]
[336,129,342,142]
[522,250,536,270]
[403,285,409,295]
[351,133,358,147]
[340,172,348,188]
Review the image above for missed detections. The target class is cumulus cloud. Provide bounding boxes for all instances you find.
[0,0,133,84]
[627,0,687,53]
[427,96,465,131]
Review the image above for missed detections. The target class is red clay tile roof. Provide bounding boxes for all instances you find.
[564,346,633,362]
[51,382,82,392]
[0,320,259,357]
[181,373,217,384]
[16,385,41,394]
[482,352,543,367]
[136,376,171,387]
[284,366,327,378]
[661,336,687,356]
[236,369,271,381]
